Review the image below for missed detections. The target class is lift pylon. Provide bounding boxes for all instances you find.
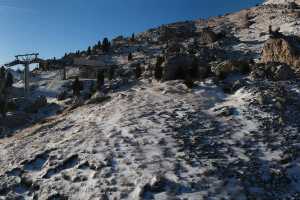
[4,53,42,96]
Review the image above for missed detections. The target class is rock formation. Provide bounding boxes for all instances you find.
[162,54,209,80]
[261,37,300,70]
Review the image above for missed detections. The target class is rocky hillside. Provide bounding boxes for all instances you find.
[264,0,300,5]
[1,0,300,200]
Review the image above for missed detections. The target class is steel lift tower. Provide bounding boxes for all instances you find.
[5,53,41,96]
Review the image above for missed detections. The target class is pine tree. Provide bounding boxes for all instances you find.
[92,45,98,54]
[154,57,164,81]
[135,64,142,79]
[128,52,133,61]
[131,33,135,42]
[0,66,6,80]
[5,71,13,88]
[96,70,105,91]
[89,81,95,96]
[102,38,111,53]
[87,46,92,55]
[108,67,115,81]
[0,67,6,96]
[97,41,102,48]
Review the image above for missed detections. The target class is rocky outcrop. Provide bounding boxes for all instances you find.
[211,60,250,78]
[162,54,209,80]
[251,63,296,81]
[159,22,196,42]
[198,28,220,45]
[261,38,300,70]
[166,42,184,54]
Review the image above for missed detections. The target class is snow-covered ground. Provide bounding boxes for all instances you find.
[1,78,300,199]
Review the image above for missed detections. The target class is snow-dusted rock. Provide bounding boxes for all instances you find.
[261,37,300,70]
[264,0,300,5]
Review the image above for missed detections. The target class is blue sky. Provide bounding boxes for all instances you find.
[0,0,262,65]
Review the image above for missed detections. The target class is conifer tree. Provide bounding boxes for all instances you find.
[5,71,13,88]
[97,41,102,48]
[0,66,6,80]
[128,52,133,61]
[154,57,164,81]
[92,45,98,54]
[135,64,142,79]
[108,67,115,81]
[96,70,105,91]
[131,33,135,42]
[102,38,111,53]
[87,46,92,55]
[89,81,95,96]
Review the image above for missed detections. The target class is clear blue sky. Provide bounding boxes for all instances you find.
[0,0,262,65]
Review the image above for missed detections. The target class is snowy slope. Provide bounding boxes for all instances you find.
[1,79,300,199]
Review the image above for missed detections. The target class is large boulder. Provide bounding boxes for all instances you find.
[162,54,209,81]
[251,63,295,81]
[261,37,300,71]
[211,60,250,78]
[199,28,220,44]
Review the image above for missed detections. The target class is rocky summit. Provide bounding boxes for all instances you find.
[1,1,300,200]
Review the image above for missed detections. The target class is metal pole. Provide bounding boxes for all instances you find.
[24,63,30,96]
